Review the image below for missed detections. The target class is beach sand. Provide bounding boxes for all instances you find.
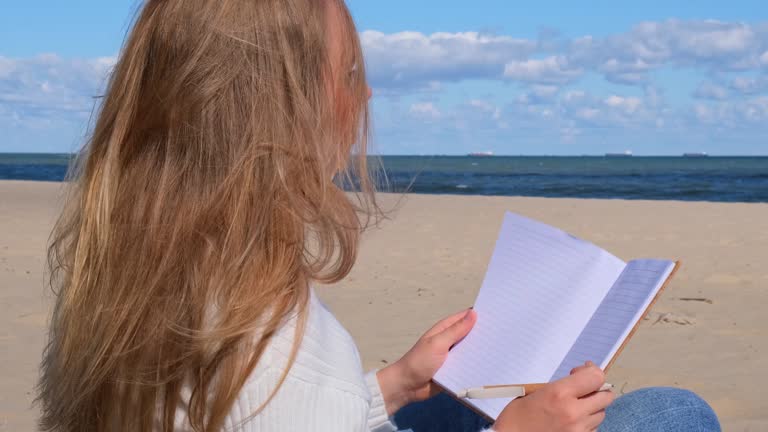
[1,180,766,431]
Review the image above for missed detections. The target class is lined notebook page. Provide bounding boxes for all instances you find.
[550,259,676,381]
[433,212,626,420]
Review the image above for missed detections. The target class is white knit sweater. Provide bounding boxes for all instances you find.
[172,289,398,431]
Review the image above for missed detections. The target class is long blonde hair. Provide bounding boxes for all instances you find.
[38,0,377,430]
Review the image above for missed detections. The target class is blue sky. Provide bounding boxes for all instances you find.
[2,1,768,155]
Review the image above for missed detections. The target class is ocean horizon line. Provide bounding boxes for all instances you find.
[2,153,767,203]
[1,152,767,158]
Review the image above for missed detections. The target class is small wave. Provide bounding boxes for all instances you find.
[456,184,469,189]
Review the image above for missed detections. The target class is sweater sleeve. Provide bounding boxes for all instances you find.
[364,371,399,432]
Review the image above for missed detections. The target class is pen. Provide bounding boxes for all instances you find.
[457,383,614,399]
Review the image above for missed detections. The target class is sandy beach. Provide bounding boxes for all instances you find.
[1,180,766,431]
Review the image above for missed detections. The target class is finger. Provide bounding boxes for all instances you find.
[584,409,606,431]
[569,360,595,375]
[430,309,477,351]
[554,365,605,398]
[579,388,615,414]
[423,308,473,339]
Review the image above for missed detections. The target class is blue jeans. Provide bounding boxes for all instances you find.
[394,387,721,431]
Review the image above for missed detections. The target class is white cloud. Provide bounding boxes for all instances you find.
[600,20,760,66]
[361,30,534,90]
[689,96,768,126]
[728,75,768,94]
[598,58,652,84]
[674,21,755,58]
[576,108,600,120]
[0,54,115,124]
[567,20,768,84]
[379,85,767,154]
[600,58,651,73]
[504,86,660,131]
[517,85,560,105]
[360,20,768,93]
[559,125,582,143]
[643,85,664,108]
[532,85,559,97]
[740,96,768,121]
[468,99,502,120]
[563,90,587,102]
[604,95,642,114]
[693,81,730,100]
[0,56,16,79]
[409,102,441,120]
[503,56,582,84]
[6,20,768,153]
[545,89,659,129]
[693,103,715,123]
[468,99,493,110]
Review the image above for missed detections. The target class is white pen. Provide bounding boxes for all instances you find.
[457,383,614,399]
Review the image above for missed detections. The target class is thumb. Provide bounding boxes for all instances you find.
[432,309,476,350]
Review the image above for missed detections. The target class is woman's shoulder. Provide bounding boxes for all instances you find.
[246,288,370,399]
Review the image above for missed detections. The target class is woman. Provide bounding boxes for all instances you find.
[37,0,720,431]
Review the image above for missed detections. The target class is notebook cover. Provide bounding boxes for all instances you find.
[603,260,680,373]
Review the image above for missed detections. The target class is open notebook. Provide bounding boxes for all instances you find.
[433,212,679,421]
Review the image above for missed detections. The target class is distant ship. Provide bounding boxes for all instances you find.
[683,152,709,157]
[605,150,633,157]
[468,151,494,157]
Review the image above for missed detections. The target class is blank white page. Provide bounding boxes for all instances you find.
[433,212,626,420]
[550,259,676,381]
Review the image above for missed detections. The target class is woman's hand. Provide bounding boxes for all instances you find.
[376,309,477,415]
[493,362,615,432]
